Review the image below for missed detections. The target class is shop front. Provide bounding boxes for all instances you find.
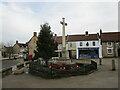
[78,48,99,59]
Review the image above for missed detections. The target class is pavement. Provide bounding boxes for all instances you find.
[0,58,9,61]
[2,58,119,88]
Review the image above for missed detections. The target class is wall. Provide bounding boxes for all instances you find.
[67,41,76,50]
[57,40,103,59]
[102,42,120,57]
[13,44,20,54]
[76,40,99,48]
[58,44,62,50]
[28,36,38,57]
[0,51,1,58]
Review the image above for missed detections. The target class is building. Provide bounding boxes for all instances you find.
[0,45,1,58]
[13,40,27,56]
[71,32,102,59]
[0,45,9,58]
[100,31,120,57]
[27,32,38,57]
[27,31,120,59]
[56,31,102,59]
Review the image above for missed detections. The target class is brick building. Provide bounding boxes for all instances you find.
[100,31,120,57]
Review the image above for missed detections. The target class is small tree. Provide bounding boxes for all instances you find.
[34,23,57,65]
[3,41,14,59]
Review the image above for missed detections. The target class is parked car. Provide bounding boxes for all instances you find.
[13,54,19,60]
[19,55,23,58]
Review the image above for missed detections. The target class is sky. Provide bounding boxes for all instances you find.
[0,1,118,45]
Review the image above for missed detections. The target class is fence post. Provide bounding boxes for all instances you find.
[99,58,102,65]
[112,59,116,71]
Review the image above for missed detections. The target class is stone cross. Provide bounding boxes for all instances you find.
[60,18,67,58]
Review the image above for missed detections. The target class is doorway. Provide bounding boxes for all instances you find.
[118,49,120,57]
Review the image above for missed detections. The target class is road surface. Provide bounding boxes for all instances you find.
[0,59,24,70]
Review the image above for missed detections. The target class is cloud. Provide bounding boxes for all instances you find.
[42,2,118,34]
[32,2,117,35]
[1,3,40,44]
[1,2,118,45]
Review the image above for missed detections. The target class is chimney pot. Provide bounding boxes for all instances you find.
[16,40,18,44]
[34,32,37,36]
[54,34,57,41]
[55,34,57,36]
[85,31,88,36]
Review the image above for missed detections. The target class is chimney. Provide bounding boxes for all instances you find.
[99,29,102,45]
[66,34,69,41]
[33,32,37,36]
[16,40,18,44]
[99,29,102,39]
[85,31,88,36]
[100,29,102,34]
[54,34,57,41]
[55,34,57,37]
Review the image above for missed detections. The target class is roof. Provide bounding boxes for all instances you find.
[27,36,34,44]
[56,36,62,44]
[27,35,38,44]
[68,34,98,41]
[56,34,98,44]
[5,46,13,49]
[101,32,120,42]
[18,43,27,48]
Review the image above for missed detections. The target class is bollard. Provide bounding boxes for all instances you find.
[112,59,116,71]
[99,58,102,65]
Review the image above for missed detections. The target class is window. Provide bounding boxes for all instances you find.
[107,42,112,46]
[70,43,72,47]
[93,42,95,46]
[80,42,82,46]
[107,48,113,54]
[118,42,120,47]
[86,42,89,46]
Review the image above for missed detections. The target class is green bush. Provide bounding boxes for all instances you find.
[29,61,97,79]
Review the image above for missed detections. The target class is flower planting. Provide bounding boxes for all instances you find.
[49,63,79,70]
[29,60,97,79]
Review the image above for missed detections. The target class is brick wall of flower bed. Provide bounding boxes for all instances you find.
[29,60,97,79]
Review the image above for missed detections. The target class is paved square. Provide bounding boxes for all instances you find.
[2,58,118,88]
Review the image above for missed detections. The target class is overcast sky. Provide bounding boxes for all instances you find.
[1,1,118,45]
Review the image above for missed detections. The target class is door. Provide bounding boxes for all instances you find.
[118,49,120,57]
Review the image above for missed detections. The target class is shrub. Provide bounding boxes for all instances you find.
[29,60,97,79]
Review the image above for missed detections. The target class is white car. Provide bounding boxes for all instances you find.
[19,55,23,58]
